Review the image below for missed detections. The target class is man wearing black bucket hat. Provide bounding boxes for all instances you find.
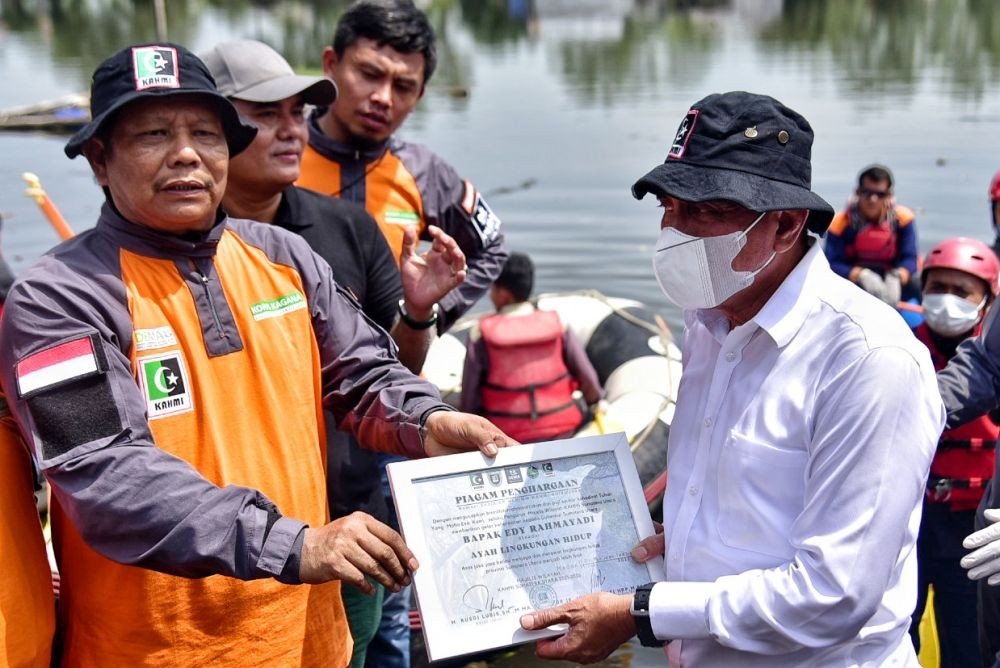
[0,43,512,665]
[521,91,943,665]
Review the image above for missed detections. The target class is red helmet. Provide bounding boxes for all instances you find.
[922,237,1000,297]
[991,171,1000,201]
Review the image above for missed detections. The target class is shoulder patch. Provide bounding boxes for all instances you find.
[17,335,106,398]
[137,352,193,419]
[469,191,502,246]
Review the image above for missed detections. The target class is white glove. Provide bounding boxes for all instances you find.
[962,508,1000,585]
[882,269,903,306]
[856,268,886,301]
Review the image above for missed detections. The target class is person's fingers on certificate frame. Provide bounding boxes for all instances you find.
[422,410,519,458]
[519,592,636,664]
[632,520,665,563]
[298,512,418,592]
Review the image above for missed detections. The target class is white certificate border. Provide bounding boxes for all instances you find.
[388,432,664,662]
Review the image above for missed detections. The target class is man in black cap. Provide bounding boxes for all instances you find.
[0,42,511,665]
[521,91,943,665]
[201,38,469,668]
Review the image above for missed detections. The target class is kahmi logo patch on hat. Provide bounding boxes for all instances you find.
[667,109,699,159]
[132,46,180,91]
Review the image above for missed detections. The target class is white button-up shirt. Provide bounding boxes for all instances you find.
[652,243,944,667]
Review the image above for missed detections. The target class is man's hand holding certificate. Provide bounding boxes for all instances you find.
[387,433,662,662]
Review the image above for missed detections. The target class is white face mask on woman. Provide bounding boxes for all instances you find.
[922,292,985,338]
[652,211,774,309]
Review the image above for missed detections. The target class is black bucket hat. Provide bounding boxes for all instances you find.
[632,91,834,234]
[65,43,257,159]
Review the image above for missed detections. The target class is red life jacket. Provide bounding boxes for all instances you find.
[846,204,903,271]
[853,222,897,267]
[915,323,998,511]
[479,309,583,443]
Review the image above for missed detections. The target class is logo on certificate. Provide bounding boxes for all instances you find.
[504,467,523,484]
[529,584,558,609]
[470,472,484,487]
[542,462,555,476]
[527,465,539,479]
[488,471,503,486]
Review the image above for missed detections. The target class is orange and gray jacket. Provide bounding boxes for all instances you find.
[0,204,446,665]
[299,115,507,332]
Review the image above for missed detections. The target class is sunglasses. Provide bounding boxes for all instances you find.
[859,188,891,200]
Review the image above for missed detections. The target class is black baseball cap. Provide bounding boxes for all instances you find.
[632,91,834,234]
[65,43,257,159]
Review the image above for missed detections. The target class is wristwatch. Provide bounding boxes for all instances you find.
[631,582,663,647]
[397,299,439,330]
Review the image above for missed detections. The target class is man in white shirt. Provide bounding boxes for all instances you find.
[520,91,944,666]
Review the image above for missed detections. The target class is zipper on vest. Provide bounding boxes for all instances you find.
[192,263,227,340]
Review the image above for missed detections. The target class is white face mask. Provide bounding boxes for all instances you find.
[652,211,775,309]
[922,293,985,337]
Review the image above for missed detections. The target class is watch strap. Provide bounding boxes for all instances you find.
[631,582,662,647]
[397,299,438,330]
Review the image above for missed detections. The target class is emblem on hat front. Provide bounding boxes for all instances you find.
[667,109,699,160]
[132,46,180,91]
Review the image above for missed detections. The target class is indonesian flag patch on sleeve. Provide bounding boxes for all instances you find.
[16,335,105,398]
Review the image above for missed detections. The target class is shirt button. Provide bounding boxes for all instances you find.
[704,417,713,428]
[725,352,736,362]
[689,486,699,496]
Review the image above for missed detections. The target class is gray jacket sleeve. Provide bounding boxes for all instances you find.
[283,227,447,454]
[938,302,1000,429]
[0,250,305,584]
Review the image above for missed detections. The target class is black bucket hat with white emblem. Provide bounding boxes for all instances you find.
[632,91,834,234]
[65,42,257,159]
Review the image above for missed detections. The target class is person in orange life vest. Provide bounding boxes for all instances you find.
[297,0,507,336]
[907,237,999,666]
[990,171,1000,259]
[824,164,919,306]
[460,252,604,444]
[0,392,55,667]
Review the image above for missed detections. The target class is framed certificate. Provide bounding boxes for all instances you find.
[387,432,663,662]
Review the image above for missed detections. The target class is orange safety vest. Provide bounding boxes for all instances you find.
[915,323,998,511]
[50,232,349,667]
[299,144,425,265]
[0,398,54,667]
[479,310,583,443]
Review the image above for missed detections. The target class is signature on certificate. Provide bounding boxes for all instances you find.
[462,584,508,613]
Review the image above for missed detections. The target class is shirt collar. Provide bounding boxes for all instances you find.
[95,201,227,260]
[751,241,827,348]
[688,242,827,349]
[306,111,389,164]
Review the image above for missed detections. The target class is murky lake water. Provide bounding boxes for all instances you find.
[2,0,999,664]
